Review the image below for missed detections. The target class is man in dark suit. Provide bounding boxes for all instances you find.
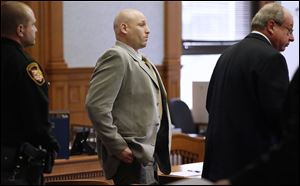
[1,2,59,185]
[202,2,294,181]
[216,68,299,185]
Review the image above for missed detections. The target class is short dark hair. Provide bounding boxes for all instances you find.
[1,1,32,35]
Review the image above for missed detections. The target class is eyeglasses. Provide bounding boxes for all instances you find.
[274,21,294,35]
[281,25,294,35]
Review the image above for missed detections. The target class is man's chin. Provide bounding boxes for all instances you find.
[140,44,147,49]
[281,46,287,52]
[25,42,35,47]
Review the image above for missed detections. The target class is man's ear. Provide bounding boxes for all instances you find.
[266,19,276,35]
[120,23,128,34]
[17,24,24,37]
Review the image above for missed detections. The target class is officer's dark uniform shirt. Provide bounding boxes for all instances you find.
[1,38,58,151]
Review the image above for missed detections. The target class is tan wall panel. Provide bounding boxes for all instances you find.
[46,68,92,127]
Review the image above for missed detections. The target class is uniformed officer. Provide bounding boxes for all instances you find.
[1,2,59,185]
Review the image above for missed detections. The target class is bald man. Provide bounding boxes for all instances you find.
[86,9,171,184]
[1,2,59,185]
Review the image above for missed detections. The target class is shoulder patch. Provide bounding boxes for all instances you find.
[26,62,45,86]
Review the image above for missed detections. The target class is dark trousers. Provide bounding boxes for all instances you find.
[1,171,43,185]
[112,158,159,185]
[1,147,44,185]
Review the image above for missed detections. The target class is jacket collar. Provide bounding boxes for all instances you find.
[1,37,23,49]
[246,32,272,47]
[115,40,142,62]
[115,40,159,89]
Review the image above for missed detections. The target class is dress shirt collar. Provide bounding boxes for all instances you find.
[115,40,142,61]
[251,31,272,45]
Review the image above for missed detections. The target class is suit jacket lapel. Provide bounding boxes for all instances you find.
[128,51,160,89]
[138,57,160,89]
[115,41,160,89]
[151,63,167,97]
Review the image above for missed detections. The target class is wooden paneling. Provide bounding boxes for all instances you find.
[51,82,68,109]
[48,66,164,127]
[156,65,165,84]
[48,68,94,127]
[171,133,205,165]
[47,2,67,70]
[164,1,182,99]
[44,155,105,182]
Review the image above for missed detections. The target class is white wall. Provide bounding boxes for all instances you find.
[281,1,299,79]
[63,1,164,67]
[192,82,209,123]
[181,55,220,108]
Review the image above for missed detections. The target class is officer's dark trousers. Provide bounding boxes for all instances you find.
[1,147,44,185]
[1,167,43,185]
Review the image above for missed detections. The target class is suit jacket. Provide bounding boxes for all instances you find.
[202,33,289,181]
[85,41,171,179]
[230,68,299,185]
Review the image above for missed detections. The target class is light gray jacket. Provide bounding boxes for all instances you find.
[85,41,171,179]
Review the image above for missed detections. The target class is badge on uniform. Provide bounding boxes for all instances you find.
[26,62,45,86]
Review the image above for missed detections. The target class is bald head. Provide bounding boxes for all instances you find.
[112,9,150,51]
[113,9,145,38]
[1,1,34,35]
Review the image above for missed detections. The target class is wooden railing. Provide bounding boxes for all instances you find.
[171,133,205,165]
[44,155,111,184]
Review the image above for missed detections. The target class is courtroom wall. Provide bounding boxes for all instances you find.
[63,1,164,67]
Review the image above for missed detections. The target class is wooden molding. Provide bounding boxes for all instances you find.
[47,2,68,70]
[44,155,104,182]
[164,1,182,99]
[24,2,68,70]
[164,61,181,99]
